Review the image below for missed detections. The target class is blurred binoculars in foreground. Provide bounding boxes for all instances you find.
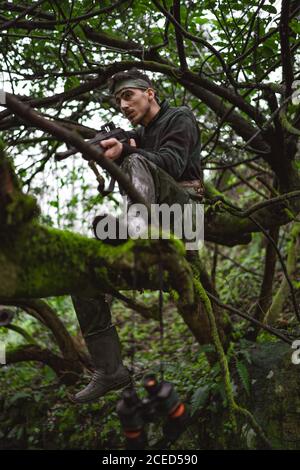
[116,374,189,450]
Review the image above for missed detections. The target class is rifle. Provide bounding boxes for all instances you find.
[55,122,130,195]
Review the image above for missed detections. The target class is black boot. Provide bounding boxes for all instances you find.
[72,296,131,403]
[73,325,131,403]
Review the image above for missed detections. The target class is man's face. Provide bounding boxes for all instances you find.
[115,87,153,126]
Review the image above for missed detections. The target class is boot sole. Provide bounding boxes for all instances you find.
[72,376,132,404]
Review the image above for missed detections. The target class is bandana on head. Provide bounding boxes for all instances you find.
[113,78,152,96]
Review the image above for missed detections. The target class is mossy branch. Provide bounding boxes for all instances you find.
[192,269,272,449]
[0,143,39,228]
[0,220,195,305]
[264,222,300,325]
[279,110,300,136]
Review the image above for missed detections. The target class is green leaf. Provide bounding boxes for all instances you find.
[190,385,210,416]
[236,360,251,395]
[64,76,81,92]
[261,45,275,58]
[261,5,277,14]
[194,18,209,25]
[7,391,31,405]
[290,20,300,35]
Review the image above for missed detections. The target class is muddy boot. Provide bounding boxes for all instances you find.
[73,325,131,403]
[72,296,131,403]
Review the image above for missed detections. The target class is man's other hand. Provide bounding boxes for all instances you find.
[100,138,123,160]
[100,138,137,160]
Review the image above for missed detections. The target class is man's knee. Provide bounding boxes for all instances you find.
[121,152,150,172]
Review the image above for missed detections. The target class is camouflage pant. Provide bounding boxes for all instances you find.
[73,153,198,338]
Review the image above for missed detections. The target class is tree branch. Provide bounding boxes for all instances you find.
[172,0,188,71]
[0,0,46,32]
[2,298,83,364]
[279,0,294,99]
[4,344,81,384]
[3,92,149,207]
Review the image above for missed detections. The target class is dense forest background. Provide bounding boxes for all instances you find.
[0,0,300,450]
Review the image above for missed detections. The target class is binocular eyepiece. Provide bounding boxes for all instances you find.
[116,374,188,450]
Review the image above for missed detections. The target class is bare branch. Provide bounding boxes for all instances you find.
[0,0,46,32]
[173,0,188,71]
[207,292,292,345]
[279,0,294,99]
[4,344,81,384]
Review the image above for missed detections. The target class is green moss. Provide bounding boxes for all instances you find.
[0,221,188,299]
[192,271,272,448]
[0,223,113,298]
[5,193,40,226]
[0,145,40,228]
[169,289,179,302]
[264,221,300,324]
[0,251,18,297]
[0,146,21,192]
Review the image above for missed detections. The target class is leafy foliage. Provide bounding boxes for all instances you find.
[1,0,300,450]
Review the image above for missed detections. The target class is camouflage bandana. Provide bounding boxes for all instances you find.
[113,78,151,96]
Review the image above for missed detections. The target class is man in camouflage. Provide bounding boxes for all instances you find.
[72,69,202,403]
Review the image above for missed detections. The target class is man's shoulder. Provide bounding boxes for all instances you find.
[164,104,196,121]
